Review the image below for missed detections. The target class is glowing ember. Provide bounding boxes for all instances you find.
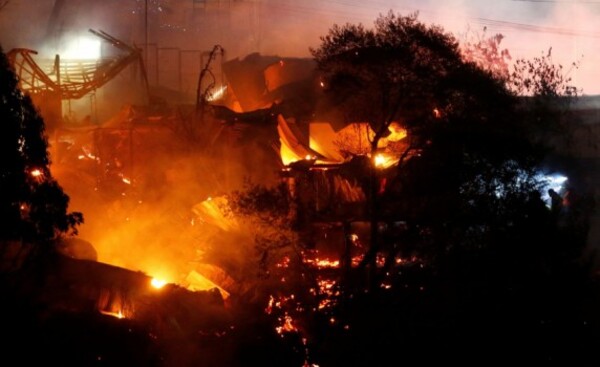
[78,149,97,160]
[373,154,389,168]
[275,314,298,335]
[100,310,124,319]
[121,177,131,185]
[207,85,227,101]
[318,299,333,310]
[351,255,364,267]
[315,259,339,268]
[304,257,340,269]
[265,294,297,314]
[150,278,167,289]
[317,278,337,295]
[30,169,43,178]
[376,254,386,268]
[276,256,291,268]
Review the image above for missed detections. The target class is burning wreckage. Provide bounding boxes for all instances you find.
[4,30,235,338]
[3,37,412,338]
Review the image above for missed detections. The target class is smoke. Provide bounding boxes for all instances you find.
[247,0,599,94]
[2,0,599,288]
[47,108,281,288]
[1,0,598,93]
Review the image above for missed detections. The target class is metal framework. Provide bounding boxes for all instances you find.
[7,29,147,101]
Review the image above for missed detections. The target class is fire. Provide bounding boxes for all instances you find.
[150,278,167,289]
[376,254,386,268]
[373,153,392,168]
[351,255,364,267]
[30,169,42,177]
[318,299,333,310]
[78,149,97,160]
[207,85,227,102]
[29,168,46,182]
[304,258,340,269]
[276,314,298,335]
[276,256,291,268]
[100,310,125,319]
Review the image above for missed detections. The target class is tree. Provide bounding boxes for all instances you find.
[311,11,465,151]
[303,13,598,366]
[510,48,582,154]
[459,26,512,80]
[310,12,533,272]
[0,47,82,243]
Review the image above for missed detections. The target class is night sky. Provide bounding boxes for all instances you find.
[0,0,599,94]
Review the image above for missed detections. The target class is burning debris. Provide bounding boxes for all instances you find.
[0,246,231,339]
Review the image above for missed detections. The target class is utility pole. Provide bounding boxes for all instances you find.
[145,0,148,70]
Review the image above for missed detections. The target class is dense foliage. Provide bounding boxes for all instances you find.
[296,12,598,366]
[0,47,82,243]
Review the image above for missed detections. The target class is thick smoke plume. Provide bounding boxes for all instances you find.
[1,0,598,286]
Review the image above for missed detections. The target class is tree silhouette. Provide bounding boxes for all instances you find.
[302,13,597,366]
[311,12,537,272]
[0,46,82,243]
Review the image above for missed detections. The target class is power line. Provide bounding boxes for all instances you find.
[512,0,600,3]
[259,1,600,39]
[475,18,600,38]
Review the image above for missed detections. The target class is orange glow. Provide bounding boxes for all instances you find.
[29,168,44,180]
[376,254,386,268]
[374,154,386,167]
[100,310,125,319]
[373,153,398,169]
[150,278,167,289]
[351,254,364,267]
[318,299,333,310]
[77,148,98,160]
[183,270,231,300]
[316,258,339,268]
[276,314,298,335]
[207,85,227,102]
[386,122,407,142]
[276,256,291,268]
[305,257,340,269]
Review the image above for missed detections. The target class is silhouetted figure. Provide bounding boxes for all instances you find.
[548,188,563,216]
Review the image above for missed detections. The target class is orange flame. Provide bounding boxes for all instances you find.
[150,278,167,289]
[100,310,125,319]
